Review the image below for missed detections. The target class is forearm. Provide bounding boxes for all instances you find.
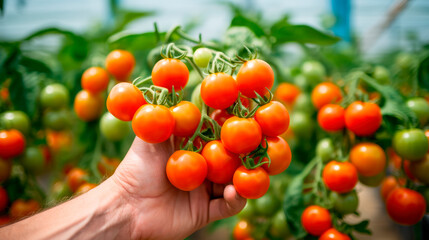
[0,178,132,240]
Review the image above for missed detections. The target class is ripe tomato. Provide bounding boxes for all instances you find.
[1,111,31,135]
[0,158,12,182]
[345,101,382,136]
[233,166,270,199]
[201,72,238,109]
[236,59,274,98]
[311,82,342,110]
[81,67,110,93]
[170,101,201,137]
[221,117,262,154]
[75,183,97,195]
[233,220,253,240]
[21,146,45,174]
[202,140,240,184]
[319,228,351,240]
[132,104,175,143]
[46,130,72,152]
[317,104,345,132]
[152,58,189,91]
[43,108,71,131]
[100,112,130,141]
[107,82,146,121]
[349,142,386,177]
[74,90,103,121]
[98,156,121,177]
[322,161,358,193]
[40,83,69,109]
[255,101,290,137]
[386,188,426,225]
[409,154,429,184]
[330,190,358,215]
[166,150,207,191]
[193,48,212,68]
[393,129,428,161]
[261,136,292,175]
[0,129,25,159]
[301,205,332,236]
[67,168,88,192]
[275,83,300,106]
[0,186,8,212]
[210,109,233,126]
[380,176,404,201]
[105,49,135,81]
[9,199,40,220]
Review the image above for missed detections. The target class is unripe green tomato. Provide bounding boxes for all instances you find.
[43,108,71,131]
[393,129,428,161]
[191,83,203,111]
[330,190,359,215]
[409,154,429,184]
[373,66,390,85]
[293,94,314,114]
[269,211,290,238]
[193,48,212,68]
[254,192,280,217]
[358,171,385,187]
[100,112,130,141]
[237,200,256,219]
[294,74,310,92]
[21,146,45,174]
[316,138,335,163]
[1,111,31,134]
[301,61,326,84]
[406,98,429,126]
[40,84,69,109]
[290,111,314,139]
[395,53,414,71]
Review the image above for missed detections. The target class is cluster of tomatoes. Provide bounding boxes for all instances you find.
[106,46,292,199]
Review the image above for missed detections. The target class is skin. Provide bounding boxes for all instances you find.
[0,137,246,240]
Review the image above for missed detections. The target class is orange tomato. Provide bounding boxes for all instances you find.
[105,50,135,81]
[349,142,386,177]
[74,90,103,121]
[67,168,88,192]
[9,199,40,220]
[81,67,110,93]
[311,82,342,110]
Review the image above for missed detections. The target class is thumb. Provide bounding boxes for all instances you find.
[208,185,246,222]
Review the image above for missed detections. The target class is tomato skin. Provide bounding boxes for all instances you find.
[210,109,233,126]
[319,228,351,240]
[290,111,314,139]
[317,104,345,132]
[9,199,40,220]
[269,210,290,238]
[316,138,335,163]
[275,83,300,106]
[380,176,404,201]
[67,168,88,192]
[233,166,270,199]
[107,82,146,121]
[43,108,71,131]
[301,61,326,84]
[40,84,69,109]
[393,129,428,161]
[152,58,189,91]
[406,98,429,126]
[81,67,110,93]
[349,142,386,177]
[236,59,274,98]
[100,112,130,141]
[311,82,342,110]
[193,48,212,68]
[221,117,262,154]
[105,49,135,81]
[322,161,358,193]
[409,154,429,184]
[0,129,25,159]
[21,146,45,174]
[1,111,31,135]
[166,150,207,191]
[202,140,240,184]
[262,136,292,175]
[330,190,358,215]
[255,101,290,137]
[132,104,175,143]
[254,192,280,217]
[170,101,201,137]
[0,186,8,212]
[201,72,238,109]
[74,90,103,121]
[386,188,426,225]
[301,205,332,236]
[233,220,253,240]
[345,101,382,136]
[0,159,12,183]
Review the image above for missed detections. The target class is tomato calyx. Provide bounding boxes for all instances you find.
[241,138,271,170]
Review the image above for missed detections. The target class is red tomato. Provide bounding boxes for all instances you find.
[152,58,189,92]
[380,176,404,201]
[386,188,426,225]
[132,104,175,143]
[166,150,207,191]
[107,82,146,121]
[233,220,254,240]
[201,72,238,109]
[105,49,135,81]
[301,205,332,236]
[0,129,25,159]
[81,67,110,93]
[202,140,240,184]
[233,166,270,199]
[170,101,201,137]
[0,216,11,226]
[74,90,103,121]
[317,104,345,132]
[67,168,88,192]
[345,101,382,136]
[275,83,301,105]
[221,117,262,154]
[236,59,274,98]
[349,142,386,177]
[0,187,8,212]
[210,109,233,126]
[311,82,342,110]
[319,228,351,240]
[262,136,292,175]
[255,101,290,137]
[9,199,40,220]
[322,161,358,193]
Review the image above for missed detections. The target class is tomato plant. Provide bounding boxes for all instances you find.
[344,101,382,136]
[100,112,130,141]
[170,101,201,137]
[132,104,175,143]
[311,82,342,110]
[166,150,207,191]
[21,146,45,174]
[322,161,358,193]
[0,159,12,183]
[209,109,233,126]
[105,49,136,81]
[316,138,335,163]
[406,98,429,126]
[67,168,88,192]
[386,188,426,225]
[193,48,212,68]
[317,104,345,132]
[201,72,238,109]
[319,228,351,240]
[107,82,146,121]
[262,136,292,175]
[9,199,40,220]
[301,205,332,236]
[43,108,71,131]
[74,90,103,121]
[0,129,26,159]
[233,220,253,240]
[275,83,300,106]
[221,117,262,154]
[330,190,359,215]
[152,58,189,91]
[409,154,429,184]
[393,129,428,161]
[236,59,274,98]
[255,101,290,137]
[1,111,31,134]
[349,142,386,177]
[301,61,326,84]
[40,84,70,110]
[81,67,110,93]
[233,166,270,199]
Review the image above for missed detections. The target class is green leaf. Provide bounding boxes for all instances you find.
[111,10,154,33]
[9,70,41,118]
[271,25,341,46]
[0,0,4,16]
[230,15,266,37]
[270,15,291,34]
[108,31,165,51]
[417,53,429,90]
[20,56,53,76]
[22,27,85,42]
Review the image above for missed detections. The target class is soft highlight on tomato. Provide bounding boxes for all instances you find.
[74,90,103,121]
[233,166,270,199]
[349,142,386,177]
[322,161,358,193]
[236,59,274,98]
[170,101,201,137]
[317,104,345,132]
[345,101,382,136]
[221,117,262,154]
[81,67,110,93]
[301,205,332,236]
[152,58,189,91]
[132,104,175,143]
[202,140,240,184]
[107,82,146,121]
[311,82,342,110]
[105,49,136,81]
[262,136,292,175]
[166,150,207,191]
[0,129,25,159]
[201,72,238,109]
[255,101,290,137]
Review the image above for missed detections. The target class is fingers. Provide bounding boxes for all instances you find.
[208,185,246,222]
